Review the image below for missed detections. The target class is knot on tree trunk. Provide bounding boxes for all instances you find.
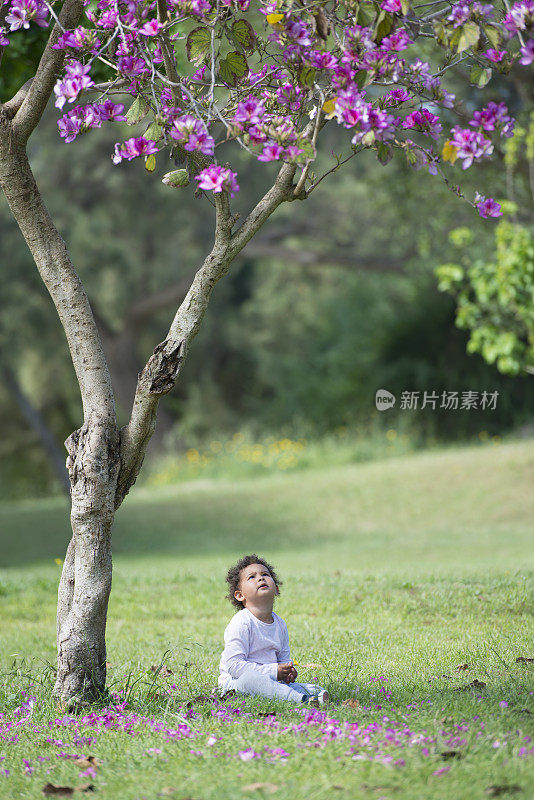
[65,416,120,505]
[141,338,184,396]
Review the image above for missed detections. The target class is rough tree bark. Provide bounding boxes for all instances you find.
[0,0,307,699]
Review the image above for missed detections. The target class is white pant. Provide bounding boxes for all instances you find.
[223,670,326,704]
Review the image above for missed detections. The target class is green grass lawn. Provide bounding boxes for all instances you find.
[0,439,533,799]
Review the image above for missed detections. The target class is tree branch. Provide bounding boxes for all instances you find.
[12,0,84,143]
[115,156,307,505]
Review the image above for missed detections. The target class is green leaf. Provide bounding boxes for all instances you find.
[400,0,411,14]
[294,138,316,164]
[126,96,149,125]
[454,21,480,53]
[356,2,375,27]
[373,10,392,43]
[354,70,369,90]
[297,65,316,88]
[144,122,163,141]
[219,50,248,87]
[470,64,492,87]
[145,154,156,172]
[484,24,501,49]
[376,142,393,166]
[186,26,212,65]
[433,20,450,47]
[231,19,256,54]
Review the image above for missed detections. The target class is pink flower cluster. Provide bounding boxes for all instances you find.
[170,115,215,156]
[4,0,47,31]
[53,62,94,110]
[334,87,398,144]
[449,126,494,168]
[195,165,240,196]
[58,101,126,143]
[469,102,514,137]
[112,137,158,163]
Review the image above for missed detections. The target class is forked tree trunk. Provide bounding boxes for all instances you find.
[0,109,120,703]
[1,60,302,701]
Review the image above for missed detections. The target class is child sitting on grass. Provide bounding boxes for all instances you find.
[218,553,329,706]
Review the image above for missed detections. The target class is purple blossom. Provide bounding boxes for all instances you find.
[0,27,10,45]
[238,747,260,761]
[96,9,118,28]
[96,100,126,121]
[381,0,403,12]
[307,50,338,69]
[469,102,514,137]
[170,115,215,156]
[195,165,239,196]
[5,0,48,31]
[448,3,471,27]
[449,126,494,168]
[53,62,94,109]
[484,49,506,62]
[381,28,413,52]
[118,56,149,78]
[112,137,158,163]
[503,0,534,33]
[519,40,534,64]
[383,88,411,106]
[233,97,266,126]
[169,0,211,16]
[257,142,284,161]
[139,19,163,36]
[53,27,96,51]
[402,107,442,139]
[276,82,303,111]
[477,195,503,217]
[284,18,313,46]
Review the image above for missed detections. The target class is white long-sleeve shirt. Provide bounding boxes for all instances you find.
[218,607,291,688]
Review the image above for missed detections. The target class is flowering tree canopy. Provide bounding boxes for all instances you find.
[2,0,533,216]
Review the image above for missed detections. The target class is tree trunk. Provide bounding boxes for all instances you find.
[54,415,120,702]
[0,110,119,704]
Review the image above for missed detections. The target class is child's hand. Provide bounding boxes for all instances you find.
[277,663,294,684]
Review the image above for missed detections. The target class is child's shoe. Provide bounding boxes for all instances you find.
[303,690,329,707]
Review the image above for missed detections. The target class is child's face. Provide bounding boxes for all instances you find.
[235,563,278,608]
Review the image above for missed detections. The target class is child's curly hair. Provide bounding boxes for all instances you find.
[225,554,282,610]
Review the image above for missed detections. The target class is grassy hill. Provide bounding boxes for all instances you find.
[0,439,533,799]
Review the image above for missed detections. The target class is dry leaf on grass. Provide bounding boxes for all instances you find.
[77,784,95,793]
[458,679,486,691]
[342,698,360,709]
[456,663,470,671]
[42,784,74,796]
[441,749,463,760]
[150,665,174,677]
[73,756,99,770]
[485,785,522,796]
[242,783,279,794]
[516,656,534,664]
